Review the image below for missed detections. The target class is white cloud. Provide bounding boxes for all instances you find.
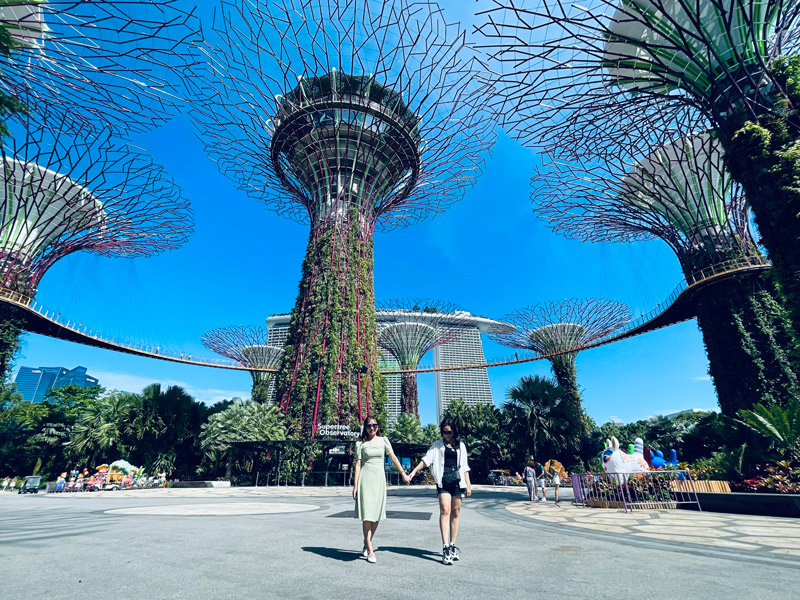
[691,376,712,382]
[91,370,250,405]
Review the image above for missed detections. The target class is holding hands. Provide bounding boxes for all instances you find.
[401,472,411,485]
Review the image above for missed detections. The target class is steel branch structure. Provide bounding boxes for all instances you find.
[0,118,192,296]
[475,0,800,156]
[194,0,495,436]
[491,298,630,444]
[0,0,202,133]
[376,298,471,417]
[201,325,285,404]
[476,0,800,341]
[0,115,192,377]
[532,132,799,413]
[532,132,757,276]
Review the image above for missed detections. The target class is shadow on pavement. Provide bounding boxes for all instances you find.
[377,546,441,563]
[302,547,362,562]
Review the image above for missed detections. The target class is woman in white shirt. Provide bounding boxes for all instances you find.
[407,418,471,565]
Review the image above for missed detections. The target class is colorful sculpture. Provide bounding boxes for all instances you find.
[601,437,649,474]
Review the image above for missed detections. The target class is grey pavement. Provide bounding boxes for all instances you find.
[1,485,797,600]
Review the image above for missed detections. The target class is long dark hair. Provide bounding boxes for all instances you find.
[439,417,460,447]
[359,415,379,442]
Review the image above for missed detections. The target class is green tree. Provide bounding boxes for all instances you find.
[503,375,571,466]
[739,397,800,461]
[200,400,287,480]
[387,413,423,444]
[421,423,440,446]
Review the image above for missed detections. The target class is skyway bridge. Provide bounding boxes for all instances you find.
[0,257,769,374]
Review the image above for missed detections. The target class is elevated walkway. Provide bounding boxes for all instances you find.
[0,256,769,374]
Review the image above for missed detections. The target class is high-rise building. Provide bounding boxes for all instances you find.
[14,366,99,404]
[266,312,496,424]
[432,318,496,422]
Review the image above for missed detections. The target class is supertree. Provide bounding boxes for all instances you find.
[476,0,800,341]
[531,132,798,414]
[376,299,471,418]
[194,0,495,436]
[0,0,202,134]
[201,326,285,404]
[0,115,193,377]
[489,298,631,447]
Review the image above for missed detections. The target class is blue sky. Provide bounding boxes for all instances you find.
[11,0,719,426]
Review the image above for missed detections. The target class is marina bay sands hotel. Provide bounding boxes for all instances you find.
[265,311,498,423]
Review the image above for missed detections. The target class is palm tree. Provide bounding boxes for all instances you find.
[503,375,570,465]
[387,413,424,444]
[739,397,800,461]
[200,400,287,479]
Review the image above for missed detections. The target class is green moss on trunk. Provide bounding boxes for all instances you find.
[695,273,799,415]
[715,56,800,348]
[274,213,387,437]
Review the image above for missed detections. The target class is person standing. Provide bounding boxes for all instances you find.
[406,418,472,566]
[524,460,538,502]
[534,460,546,501]
[353,416,409,564]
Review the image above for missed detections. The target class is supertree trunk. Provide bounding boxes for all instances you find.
[275,213,387,437]
[250,377,272,405]
[400,372,419,417]
[0,306,25,381]
[719,126,800,347]
[549,355,587,455]
[695,274,799,416]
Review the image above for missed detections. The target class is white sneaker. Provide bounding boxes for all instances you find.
[442,546,453,565]
[366,554,376,564]
[449,544,460,561]
[541,497,547,502]
[362,545,369,559]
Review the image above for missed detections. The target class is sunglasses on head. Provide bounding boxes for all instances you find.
[366,424,379,429]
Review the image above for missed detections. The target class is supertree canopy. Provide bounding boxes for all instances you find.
[532,132,799,414]
[195,0,495,436]
[376,299,471,418]
[476,0,800,342]
[490,299,631,448]
[0,0,201,133]
[0,116,192,377]
[201,326,285,404]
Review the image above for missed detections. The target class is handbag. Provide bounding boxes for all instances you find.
[442,467,460,486]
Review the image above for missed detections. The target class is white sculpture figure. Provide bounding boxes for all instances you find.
[601,436,649,474]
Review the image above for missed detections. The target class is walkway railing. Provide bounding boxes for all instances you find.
[0,255,769,374]
[571,471,702,513]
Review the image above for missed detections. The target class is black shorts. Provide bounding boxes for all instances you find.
[436,480,464,498]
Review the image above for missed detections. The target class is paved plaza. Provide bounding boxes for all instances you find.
[1,485,798,599]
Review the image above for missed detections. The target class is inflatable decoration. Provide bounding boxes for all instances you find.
[601,437,649,474]
[650,450,667,469]
[667,449,679,467]
[626,444,635,455]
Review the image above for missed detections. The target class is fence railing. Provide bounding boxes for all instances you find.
[571,471,702,513]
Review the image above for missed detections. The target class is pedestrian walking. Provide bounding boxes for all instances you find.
[524,460,538,502]
[9,477,17,493]
[2,476,9,492]
[352,416,409,564]
[406,418,472,566]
